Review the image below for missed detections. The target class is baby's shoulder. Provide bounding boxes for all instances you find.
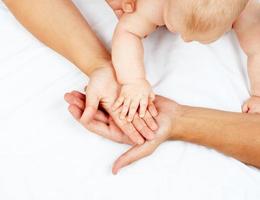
[136,0,165,25]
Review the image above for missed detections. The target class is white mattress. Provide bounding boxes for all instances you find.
[0,1,260,199]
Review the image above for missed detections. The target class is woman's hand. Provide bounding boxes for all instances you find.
[106,0,136,18]
[69,64,158,145]
[64,90,133,144]
[112,96,181,174]
[81,64,118,122]
[65,89,159,144]
[65,91,182,174]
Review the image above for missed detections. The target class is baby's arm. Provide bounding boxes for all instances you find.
[234,0,260,113]
[112,2,163,121]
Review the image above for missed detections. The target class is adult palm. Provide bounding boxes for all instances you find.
[65,91,181,174]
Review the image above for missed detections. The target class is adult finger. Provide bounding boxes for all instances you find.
[68,105,108,124]
[64,93,85,110]
[143,110,158,131]
[112,141,158,174]
[148,102,158,117]
[118,119,144,145]
[70,90,85,100]
[109,116,133,145]
[80,90,100,124]
[69,104,132,144]
[66,92,109,123]
[111,104,145,145]
[111,108,144,145]
[132,115,155,140]
[68,104,83,120]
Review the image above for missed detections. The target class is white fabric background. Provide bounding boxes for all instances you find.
[0,1,260,199]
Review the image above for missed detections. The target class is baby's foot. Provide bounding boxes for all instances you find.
[242,96,260,113]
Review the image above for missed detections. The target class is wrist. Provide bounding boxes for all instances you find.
[83,58,113,76]
[169,104,192,141]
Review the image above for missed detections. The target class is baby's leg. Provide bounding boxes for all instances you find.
[243,55,260,113]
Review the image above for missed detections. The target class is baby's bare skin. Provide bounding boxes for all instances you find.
[112,0,260,119]
[234,0,260,113]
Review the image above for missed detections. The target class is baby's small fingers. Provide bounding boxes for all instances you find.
[112,96,125,111]
[127,100,140,122]
[148,102,158,117]
[139,97,148,118]
[120,98,131,120]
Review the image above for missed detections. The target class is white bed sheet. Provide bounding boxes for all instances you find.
[0,1,260,200]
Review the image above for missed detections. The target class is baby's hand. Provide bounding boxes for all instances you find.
[112,79,157,122]
[242,96,260,113]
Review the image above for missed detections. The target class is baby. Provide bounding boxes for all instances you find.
[111,0,260,126]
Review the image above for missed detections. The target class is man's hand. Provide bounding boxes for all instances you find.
[106,0,136,18]
[81,65,118,123]
[112,96,181,174]
[70,64,158,145]
[65,91,181,174]
[65,90,159,145]
[65,90,133,144]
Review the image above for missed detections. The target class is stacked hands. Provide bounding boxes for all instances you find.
[64,0,260,174]
[64,65,179,174]
[65,0,165,174]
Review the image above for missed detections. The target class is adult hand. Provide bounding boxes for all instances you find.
[64,90,132,144]
[65,90,158,145]
[112,96,181,174]
[68,64,158,145]
[65,91,182,174]
[106,0,136,18]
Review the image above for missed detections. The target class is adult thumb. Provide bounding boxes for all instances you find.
[80,93,100,124]
[112,142,157,175]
